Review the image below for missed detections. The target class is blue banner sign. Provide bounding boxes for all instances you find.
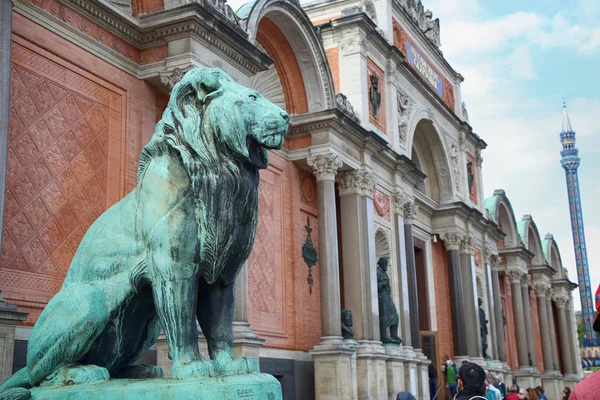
[406,41,443,96]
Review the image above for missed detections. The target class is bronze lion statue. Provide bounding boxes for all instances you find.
[0,67,289,399]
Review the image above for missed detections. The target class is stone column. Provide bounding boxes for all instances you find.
[534,284,554,374]
[392,190,412,348]
[307,154,344,342]
[490,255,507,362]
[337,168,378,342]
[0,0,14,255]
[483,248,499,361]
[232,262,265,360]
[442,232,468,357]
[337,168,387,400]
[554,295,574,376]
[545,297,560,373]
[308,155,357,400]
[403,201,420,350]
[508,270,530,368]
[0,290,28,383]
[521,276,537,370]
[460,235,481,358]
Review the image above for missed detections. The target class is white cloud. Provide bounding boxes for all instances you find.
[506,45,536,80]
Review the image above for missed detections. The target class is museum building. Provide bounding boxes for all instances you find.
[0,0,583,398]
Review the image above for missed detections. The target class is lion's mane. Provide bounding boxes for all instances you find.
[137,69,259,284]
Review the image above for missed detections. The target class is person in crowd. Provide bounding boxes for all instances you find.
[495,376,506,399]
[564,386,573,399]
[535,386,547,400]
[526,388,538,400]
[396,391,417,400]
[485,378,501,400]
[569,283,600,400]
[518,388,529,399]
[505,385,520,400]
[442,355,458,398]
[428,362,438,400]
[455,362,487,400]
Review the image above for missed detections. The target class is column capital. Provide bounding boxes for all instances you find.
[461,235,475,255]
[308,154,343,182]
[483,244,498,266]
[391,189,407,215]
[553,294,569,308]
[403,201,418,224]
[337,168,376,197]
[442,231,464,251]
[520,273,531,287]
[507,269,525,283]
[533,283,551,298]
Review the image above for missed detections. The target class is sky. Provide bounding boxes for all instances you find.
[227,0,600,311]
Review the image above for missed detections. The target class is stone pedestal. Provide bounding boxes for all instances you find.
[403,359,418,398]
[384,345,405,399]
[355,342,387,400]
[28,373,282,400]
[310,341,357,400]
[542,374,562,400]
[515,368,537,390]
[417,358,430,400]
[232,322,265,361]
[0,291,28,383]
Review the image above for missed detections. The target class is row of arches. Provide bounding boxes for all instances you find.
[485,190,566,276]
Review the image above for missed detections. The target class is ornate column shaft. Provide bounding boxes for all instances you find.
[308,154,344,341]
[546,297,560,373]
[460,235,481,358]
[0,0,14,257]
[403,201,420,349]
[337,168,379,342]
[443,232,468,356]
[490,255,507,362]
[534,284,554,373]
[392,191,412,346]
[509,270,530,368]
[483,248,498,360]
[521,276,537,369]
[554,295,574,375]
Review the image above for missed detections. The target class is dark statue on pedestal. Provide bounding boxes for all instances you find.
[377,257,402,345]
[479,298,490,359]
[341,309,355,340]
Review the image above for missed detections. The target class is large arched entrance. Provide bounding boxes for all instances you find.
[409,117,454,203]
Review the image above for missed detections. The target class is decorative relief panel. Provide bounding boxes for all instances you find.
[0,41,124,317]
[373,188,390,221]
[247,166,286,337]
[366,57,386,134]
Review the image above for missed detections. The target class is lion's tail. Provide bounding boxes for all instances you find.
[0,368,32,400]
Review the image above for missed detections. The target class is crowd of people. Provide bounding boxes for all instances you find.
[423,358,567,400]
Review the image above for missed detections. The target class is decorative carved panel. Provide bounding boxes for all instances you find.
[247,166,286,337]
[373,188,390,221]
[0,41,124,319]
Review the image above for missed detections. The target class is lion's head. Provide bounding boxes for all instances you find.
[138,67,289,179]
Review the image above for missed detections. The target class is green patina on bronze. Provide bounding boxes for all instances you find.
[0,67,288,400]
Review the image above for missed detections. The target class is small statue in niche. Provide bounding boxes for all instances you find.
[479,298,490,359]
[377,257,402,345]
[369,74,382,120]
[467,161,475,195]
[341,309,355,340]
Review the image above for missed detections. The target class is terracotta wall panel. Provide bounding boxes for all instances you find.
[1,14,158,322]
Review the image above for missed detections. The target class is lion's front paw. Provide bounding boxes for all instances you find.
[214,357,260,377]
[172,360,215,380]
